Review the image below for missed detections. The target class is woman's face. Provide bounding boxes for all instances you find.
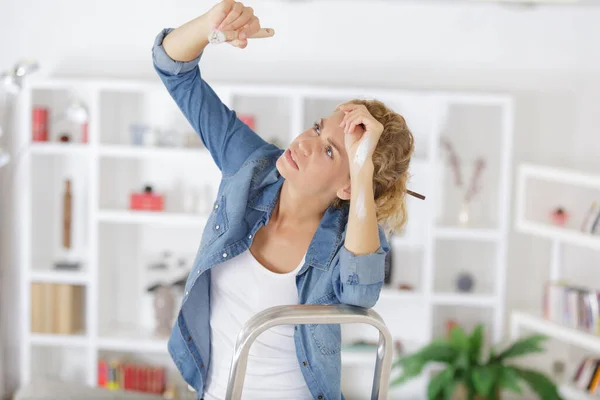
[276,109,360,202]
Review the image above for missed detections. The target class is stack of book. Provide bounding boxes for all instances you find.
[544,281,599,333]
[97,359,166,394]
[571,358,600,396]
[30,282,84,334]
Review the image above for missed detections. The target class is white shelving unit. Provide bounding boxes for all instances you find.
[510,163,600,400]
[16,77,514,397]
[561,384,600,400]
[511,311,600,356]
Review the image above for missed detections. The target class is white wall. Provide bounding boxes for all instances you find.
[2,0,600,397]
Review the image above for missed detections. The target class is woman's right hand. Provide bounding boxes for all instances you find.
[206,0,275,49]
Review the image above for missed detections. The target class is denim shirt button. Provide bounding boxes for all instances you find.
[302,361,307,366]
[215,225,220,230]
[248,235,252,239]
[318,396,323,400]
[222,253,228,258]
[214,204,219,210]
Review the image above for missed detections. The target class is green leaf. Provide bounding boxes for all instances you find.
[468,324,485,363]
[390,356,426,386]
[499,366,522,394]
[428,367,455,400]
[454,352,470,371]
[409,340,459,364]
[442,380,457,400]
[513,367,561,400]
[472,366,496,397]
[494,335,547,362]
[450,325,469,352]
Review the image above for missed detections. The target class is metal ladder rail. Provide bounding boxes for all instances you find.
[225,304,394,400]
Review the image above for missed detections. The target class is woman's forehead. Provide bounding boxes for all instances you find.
[329,109,345,122]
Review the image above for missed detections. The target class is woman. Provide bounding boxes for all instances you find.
[152,1,416,399]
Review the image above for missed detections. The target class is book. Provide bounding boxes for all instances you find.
[573,358,600,392]
[30,283,44,333]
[54,284,84,334]
[98,360,166,394]
[544,281,600,334]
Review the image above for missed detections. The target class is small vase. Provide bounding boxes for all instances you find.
[458,202,471,227]
[153,285,175,338]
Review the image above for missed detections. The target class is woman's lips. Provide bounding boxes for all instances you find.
[285,148,299,170]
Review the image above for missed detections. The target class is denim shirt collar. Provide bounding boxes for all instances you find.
[248,169,349,272]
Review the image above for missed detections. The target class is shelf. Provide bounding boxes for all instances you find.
[18,77,515,390]
[432,293,497,307]
[29,142,90,156]
[434,227,501,241]
[30,269,89,285]
[380,288,422,302]
[560,384,599,400]
[98,336,168,354]
[30,333,89,347]
[511,311,600,353]
[517,220,600,251]
[98,144,211,161]
[97,210,208,226]
[520,163,600,189]
[516,162,600,250]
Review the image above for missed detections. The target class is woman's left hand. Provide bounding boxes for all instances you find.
[338,103,383,175]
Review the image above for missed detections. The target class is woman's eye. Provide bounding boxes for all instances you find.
[313,122,320,135]
[313,121,332,159]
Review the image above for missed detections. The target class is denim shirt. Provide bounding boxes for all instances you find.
[152,28,389,400]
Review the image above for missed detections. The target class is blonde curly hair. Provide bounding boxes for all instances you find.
[332,99,415,235]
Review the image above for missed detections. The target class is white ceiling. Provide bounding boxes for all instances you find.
[284,0,600,6]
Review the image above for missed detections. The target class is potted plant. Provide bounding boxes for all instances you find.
[390,324,561,400]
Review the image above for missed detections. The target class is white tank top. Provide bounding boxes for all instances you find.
[203,249,313,400]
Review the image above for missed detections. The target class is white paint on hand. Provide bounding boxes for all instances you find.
[208,30,226,44]
[355,189,367,221]
[354,136,371,169]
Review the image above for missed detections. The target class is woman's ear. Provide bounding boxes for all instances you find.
[337,184,351,201]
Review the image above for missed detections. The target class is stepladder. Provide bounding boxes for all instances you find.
[224,304,394,400]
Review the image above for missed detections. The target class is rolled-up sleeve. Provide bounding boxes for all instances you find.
[152,28,201,75]
[339,246,386,287]
[332,229,389,309]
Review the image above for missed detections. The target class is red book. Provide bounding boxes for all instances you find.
[145,367,151,392]
[97,360,107,387]
[158,367,165,394]
[136,365,143,392]
[32,107,48,142]
[141,367,148,392]
[129,364,135,390]
[123,364,130,390]
[149,367,156,393]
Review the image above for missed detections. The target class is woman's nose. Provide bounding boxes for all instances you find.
[298,139,313,156]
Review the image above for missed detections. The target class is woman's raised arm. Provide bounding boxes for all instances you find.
[152,1,276,174]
